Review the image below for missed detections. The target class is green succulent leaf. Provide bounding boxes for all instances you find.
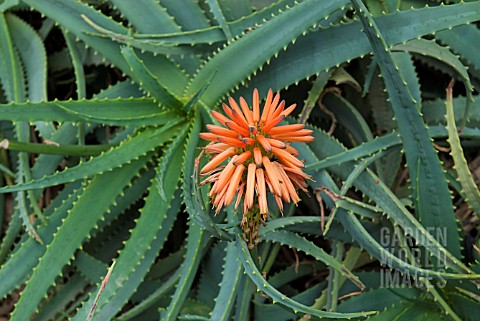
[0,98,181,126]
[8,157,150,321]
[261,230,365,291]
[120,46,183,108]
[186,0,350,104]
[236,233,377,319]
[209,241,243,321]
[445,84,480,218]
[159,221,209,321]
[0,122,184,193]
[71,162,184,320]
[351,0,460,258]
[243,1,480,96]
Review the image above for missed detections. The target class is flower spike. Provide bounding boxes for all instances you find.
[199,89,314,247]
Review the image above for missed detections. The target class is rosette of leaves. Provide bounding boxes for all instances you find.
[0,0,479,320]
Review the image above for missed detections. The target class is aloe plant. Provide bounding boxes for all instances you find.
[0,0,479,320]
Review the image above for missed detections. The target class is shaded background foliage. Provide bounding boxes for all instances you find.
[0,0,479,320]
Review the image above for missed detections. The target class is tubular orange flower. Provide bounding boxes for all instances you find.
[253,147,263,166]
[233,151,252,165]
[256,168,268,214]
[245,163,256,209]
[199,88,314,223]
[200,147,236,174]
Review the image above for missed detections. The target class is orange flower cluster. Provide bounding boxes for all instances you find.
[199,89,313,216]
